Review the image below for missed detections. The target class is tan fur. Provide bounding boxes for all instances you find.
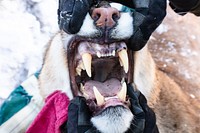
[154,70,199,133]
[39,33,73,99]
[148,7,200,133]
[39,7,200,133]
[133,45,200,133]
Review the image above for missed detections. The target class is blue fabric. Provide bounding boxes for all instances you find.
[121,6,135,12]
[34,70,41,78]
[0,85,32,125]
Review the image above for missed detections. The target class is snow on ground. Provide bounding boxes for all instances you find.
[0,0,58,98]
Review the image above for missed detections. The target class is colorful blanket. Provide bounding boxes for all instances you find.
[0,72,44,132]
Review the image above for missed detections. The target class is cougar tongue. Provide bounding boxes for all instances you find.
[84,78,122,99]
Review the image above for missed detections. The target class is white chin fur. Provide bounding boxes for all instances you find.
[91,106,133,133]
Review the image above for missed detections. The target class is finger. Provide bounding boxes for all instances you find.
[67,97,92,133]
[69,0,91,34]
[127,84,140,99]
[58,0,92,34]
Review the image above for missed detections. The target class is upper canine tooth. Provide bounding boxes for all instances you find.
[93,86,105,106]
[119,58,123,66]
[80,62,85,70]
[117,82,127,102]
[82,53,92,77]
[118,49,129,73]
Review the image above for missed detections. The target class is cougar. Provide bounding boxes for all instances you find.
[39,2,200,133]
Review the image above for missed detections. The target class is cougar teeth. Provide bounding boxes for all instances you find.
[97,51,101,58]
[76,67,82,76]
[80,83,84,92]
[117,82,127,102]
[93,86,105,106]
[118,49,129,73]
[96,50,116,58]
[80,83,89,98]
[119,58,123,67]
[76,62,85,76]
[112,50,115,56]
[82,53,92,77]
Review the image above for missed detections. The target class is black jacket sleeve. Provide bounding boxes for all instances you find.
[169,0,200,16]
[112,0,200,16]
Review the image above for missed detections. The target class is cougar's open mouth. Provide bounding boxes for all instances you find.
[67,36,134,115]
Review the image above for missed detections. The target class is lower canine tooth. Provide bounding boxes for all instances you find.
[93,86,105,106]
[82,53,92,77]
[80,83,89,98]
[118,49,129,73]
[80,83,84,92]
[117,82,127,102]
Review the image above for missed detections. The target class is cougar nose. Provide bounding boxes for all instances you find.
[92,7,120,28]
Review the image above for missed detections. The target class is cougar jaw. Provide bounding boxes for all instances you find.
[66,37,134,115]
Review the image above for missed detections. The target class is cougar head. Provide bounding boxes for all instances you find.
[40,1,155,133]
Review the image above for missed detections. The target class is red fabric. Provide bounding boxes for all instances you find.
[26,91,70,133]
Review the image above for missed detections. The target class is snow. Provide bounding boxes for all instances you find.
[156,24,169,34]
[190,94,196,99]
[0,0,58,98]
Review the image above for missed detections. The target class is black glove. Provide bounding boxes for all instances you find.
[57,0,94,34]
[169,0,199,15]
[65,97,95,133]
[126,84,158,133]
[65,85,158,133]
[126,0,166,51]
[139,93,159,133]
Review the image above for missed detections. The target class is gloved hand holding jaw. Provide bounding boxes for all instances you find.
[65,84,158,133]
[58,0,166,51]
[125,0,166,51]
[108,0,166,50]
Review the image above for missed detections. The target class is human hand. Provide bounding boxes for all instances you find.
[126,84,158,133]
[57,0,94,34]
[66,96,94,133]
[66,85,158,133]
[127,0,166,51]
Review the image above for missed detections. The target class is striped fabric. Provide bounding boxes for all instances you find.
[0,73,44,133]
